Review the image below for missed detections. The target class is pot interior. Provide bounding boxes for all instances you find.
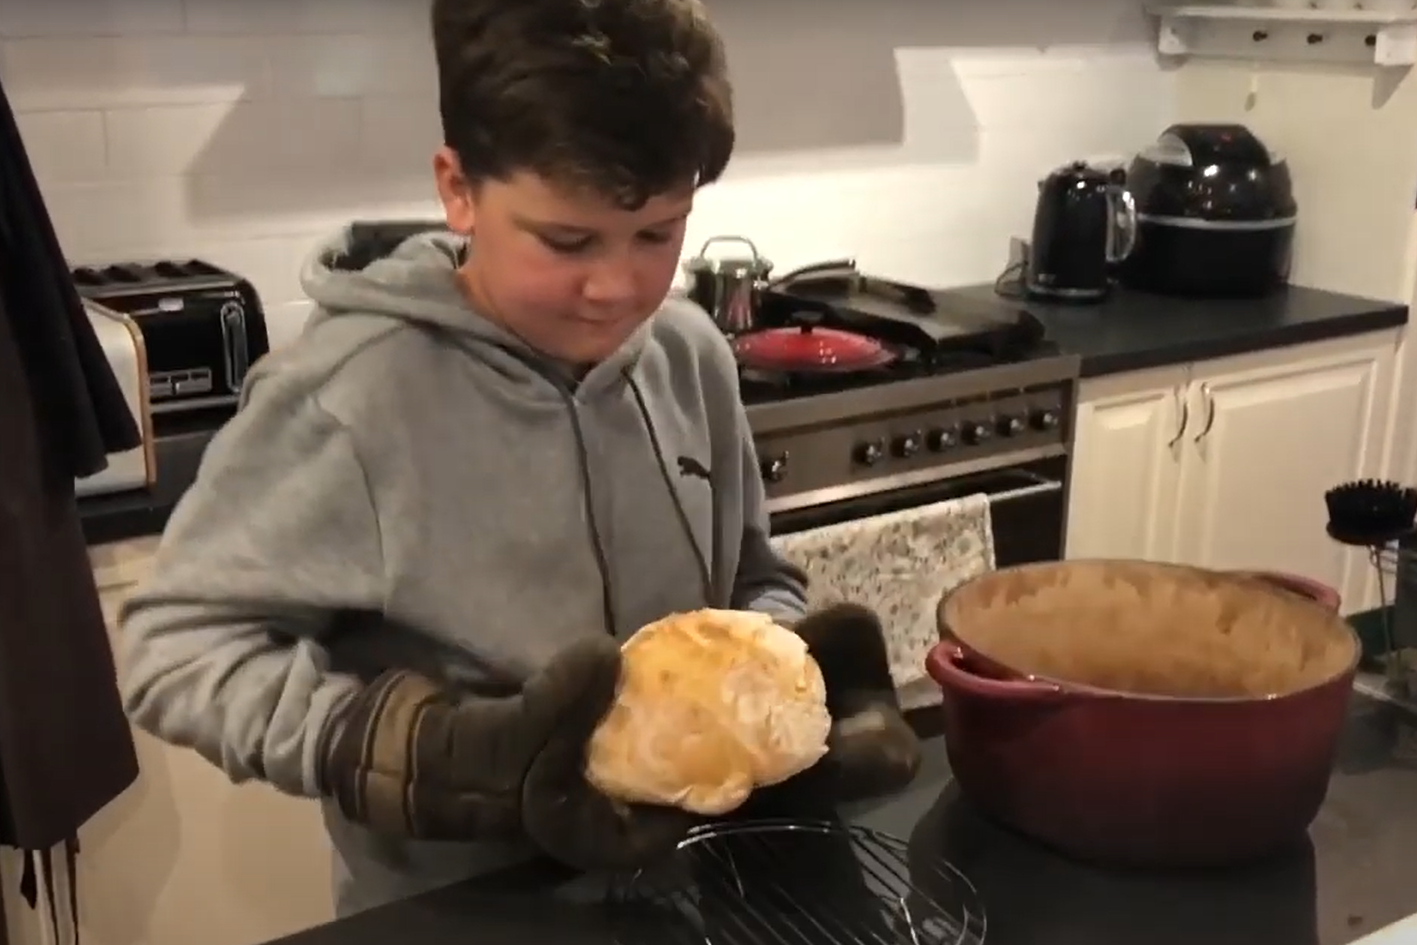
[937,560,1358,699]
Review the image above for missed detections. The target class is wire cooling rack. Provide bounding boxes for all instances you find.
[608,819,986,945]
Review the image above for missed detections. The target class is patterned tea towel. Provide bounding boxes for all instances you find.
[770,493,996,710]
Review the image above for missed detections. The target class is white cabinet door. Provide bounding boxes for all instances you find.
[1172,333,1396,612]
[1066,365,1190,561]
[70,562,337,945]
[90,536,160,593]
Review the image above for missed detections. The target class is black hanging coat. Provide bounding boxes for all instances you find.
[0,69,142,941]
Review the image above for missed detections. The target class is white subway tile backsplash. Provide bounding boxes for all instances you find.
[267,34,380,98]
[360,94,440,171]
[268,33,435,99]
[179,1,290,35]
[0,0,182,38]
[179,234,318,304]
[1,35,270,109]
[240,98,366,173]
[103,102,228,176]
[182,0,423,36]
[106,97,362,178]
[46,173,437,265]
[264,300,313,349]
[14,109,107,184]
[179,171,440,233]
[4,0,1174,345]
[43,177,191,253]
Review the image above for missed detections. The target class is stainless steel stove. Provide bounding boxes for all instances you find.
[740,282,1080,569]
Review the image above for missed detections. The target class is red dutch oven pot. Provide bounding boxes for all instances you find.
[925,560,1358,869]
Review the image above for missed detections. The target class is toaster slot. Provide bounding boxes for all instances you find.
[220,301,250,394]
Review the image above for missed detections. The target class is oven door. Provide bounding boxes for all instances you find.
[767,455,1067,710]
[769,454,1068,568]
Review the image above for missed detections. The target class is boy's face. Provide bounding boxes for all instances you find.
[434,147,694,366]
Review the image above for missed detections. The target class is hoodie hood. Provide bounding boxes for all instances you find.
[298,221,651,396]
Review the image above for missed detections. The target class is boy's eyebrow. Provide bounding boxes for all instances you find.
[513,208,691,236]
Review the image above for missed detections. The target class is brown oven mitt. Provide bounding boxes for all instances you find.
[320,635,628,842]
[743,603,922,815]
[520,697,702,872]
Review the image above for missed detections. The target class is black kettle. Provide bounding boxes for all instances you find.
[1025,160,1137,303]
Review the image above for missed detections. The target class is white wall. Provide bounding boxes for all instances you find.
[1,0,1174,349]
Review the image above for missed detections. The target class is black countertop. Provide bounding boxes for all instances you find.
[79,284,1408,547]
[264,687,1417,945]
[79,429,212,547]
[947,283,1408,378]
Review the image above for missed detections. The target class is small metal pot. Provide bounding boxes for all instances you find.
[682,236,773,335]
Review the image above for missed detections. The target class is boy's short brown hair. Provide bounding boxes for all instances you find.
[430,0,734,209]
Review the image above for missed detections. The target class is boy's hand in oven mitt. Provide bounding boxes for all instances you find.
[790,603,922,803]
[321,635,627,843]
[520,682,701,871]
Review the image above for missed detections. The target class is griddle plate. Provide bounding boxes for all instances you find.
[610,819,986,945]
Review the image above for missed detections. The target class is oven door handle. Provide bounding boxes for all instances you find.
[985,472,1063,505]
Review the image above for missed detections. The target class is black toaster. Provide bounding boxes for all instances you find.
[71,258,270,419]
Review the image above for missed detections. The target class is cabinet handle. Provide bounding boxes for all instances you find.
[1167,385,1189,448]
[1192,383,1217,444]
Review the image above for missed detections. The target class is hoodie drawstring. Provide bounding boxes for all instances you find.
[549,369,718,638]
[549,383,619,637]
[623,370,717,611]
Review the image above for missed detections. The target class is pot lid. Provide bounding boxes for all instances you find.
[732,324,893,372]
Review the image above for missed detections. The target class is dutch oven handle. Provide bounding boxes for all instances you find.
[924,643,1067,704]
[1231,570,1341,613]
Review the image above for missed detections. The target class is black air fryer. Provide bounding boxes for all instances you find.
[1119,124,1296,298]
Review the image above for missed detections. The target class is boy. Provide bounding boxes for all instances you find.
[118,0,918,918]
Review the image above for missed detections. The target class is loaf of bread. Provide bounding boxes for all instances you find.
[583,609,832,816]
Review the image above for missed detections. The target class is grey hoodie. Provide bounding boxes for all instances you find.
[117,224,807,916]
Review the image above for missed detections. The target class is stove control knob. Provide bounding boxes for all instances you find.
[1031,408,1061,431]
[928,426,959,451]
[855,439,887,467]
[997,414,1026,437]
[894,430,924,458]
[963,421,993,445]
[760,452,789,483]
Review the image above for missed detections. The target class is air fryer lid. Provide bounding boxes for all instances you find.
[1145,123,1274,168]
[1128,123,1296,224]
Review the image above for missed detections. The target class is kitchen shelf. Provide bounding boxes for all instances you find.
[1147,4,1417,66]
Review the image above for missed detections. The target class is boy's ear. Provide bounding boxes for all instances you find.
[433,146,477,235]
